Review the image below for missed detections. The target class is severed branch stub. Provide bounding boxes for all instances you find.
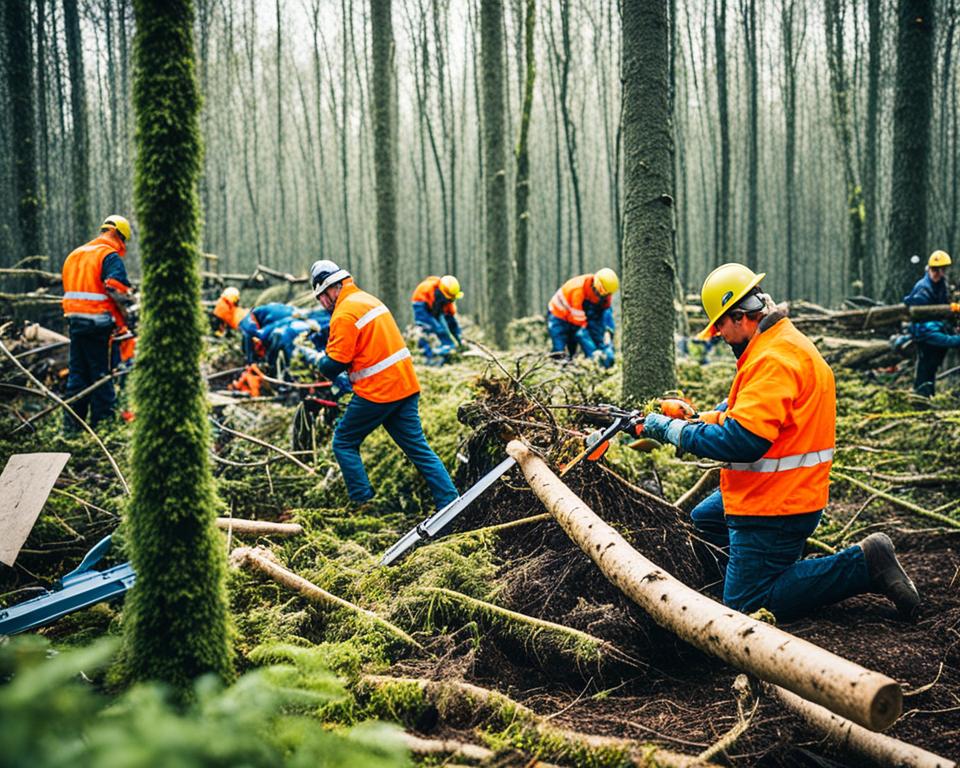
[505,439,902,732]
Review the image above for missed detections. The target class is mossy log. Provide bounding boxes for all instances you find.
[505,440,902,732]
[358,674,712,768]
[771,685,954,768]
[229,546,420,650]
[792,303,958,330]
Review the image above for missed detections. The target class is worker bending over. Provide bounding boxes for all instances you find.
[238,302,298,363]
[212,287,247,334]
[61,215,135,429]
[903,250,960,397]
[643,263,920,622]
[547,269,618,368]
[411,275,463,365]
[308,260,458,510]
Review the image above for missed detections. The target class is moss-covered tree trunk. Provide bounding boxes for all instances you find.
[4,0,42,263]
[370,0,398,310]
[125,0,233,692]
[621,0,676,402]
[513,0,535,318]
[63,0,90,243]
[885,0,935,302]
[480,0,511,348]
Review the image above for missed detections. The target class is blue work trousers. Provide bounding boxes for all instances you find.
[914,343,947,397]
[547,315,605,357]
[64,327,115,430]
[332,393,459,509]
[413,303,454,362]
[690,489,872,621]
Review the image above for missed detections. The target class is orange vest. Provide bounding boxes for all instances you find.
[213,296,248,330]
[325,280,419,403]
[411,276,456,316]
[548,274,609,327]
[719,317,836,516]
[61,232,127,326]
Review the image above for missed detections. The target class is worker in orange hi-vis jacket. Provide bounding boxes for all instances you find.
[61,214,135,430]
[307,260,459,511]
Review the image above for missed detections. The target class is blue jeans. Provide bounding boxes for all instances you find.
[413,303,454,363]
[332,393,459,509]
[65,325,115,429]
[915,343,947,397]
[690,490,872,621]
[547,315,606,358]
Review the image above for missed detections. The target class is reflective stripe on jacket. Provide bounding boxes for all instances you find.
[719,317,836,516]
[411,276,456,317]
[325,280,419,403]
[61,232,127,325]
[547,274,610,327]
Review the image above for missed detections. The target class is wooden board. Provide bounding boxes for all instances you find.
[0,452,70,567]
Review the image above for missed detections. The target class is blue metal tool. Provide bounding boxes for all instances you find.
[0,535,135,636]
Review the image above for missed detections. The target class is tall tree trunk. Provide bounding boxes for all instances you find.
[741,0,759,272]
[885,0,935,302]
[371,0,399,309]
[480,0,511,347]
[557,0,584,272]
[63,0,90,242]
[36,0,50,258]
[126,0,233,693]
[863,0,880,298]
[274,0,286,265]
[714,0,730,267]
[781,1,802,300]
[513,0,535,317]
[825,0,866,295]
[621,0,677,402]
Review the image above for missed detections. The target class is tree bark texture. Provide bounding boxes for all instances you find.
[370,0,399,310]
[505,440,903,732]
[480,0,511,348]
[741,0,759,272]
[621,0,677,402]
[5,0,42,261]
[863,0,881,298]
[714,0,730,267]
[513,0,535,317]
[885,0,935,302]
[63,0,90,243]
[126,0,233,693]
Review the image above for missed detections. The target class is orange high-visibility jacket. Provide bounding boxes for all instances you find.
[718,317,836,516]
[411,276,457,316]
[213,296,248,330]
[61,232,129,326]
[548,274,610,328]
[325,279,419,403]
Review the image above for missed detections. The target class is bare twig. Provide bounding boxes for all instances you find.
[210,416,316,474]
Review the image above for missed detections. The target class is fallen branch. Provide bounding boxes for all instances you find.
[358,674,710,768]
[445,512,552,537]
[13,369,129,433]
[771,684,954,768]
[832,471,960,529]
[210,416,316,474]
[0,330,129,495]
[422,586,641,669]
[505,440,902,731]
[396,732,494,764]
[214,518,302,536]
[230,546,420,650]
[674,467,721,512]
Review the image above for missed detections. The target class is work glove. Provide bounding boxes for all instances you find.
[575,327,599,358]
[596,344,615,369]
[951,302,960,313]
[642,413,687,448]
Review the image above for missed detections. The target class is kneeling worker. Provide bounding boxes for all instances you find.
[642,262,920,622]
[547,269,618,367]
[61,214,135,429]
[308,260,459,510]
[411,274,463,365]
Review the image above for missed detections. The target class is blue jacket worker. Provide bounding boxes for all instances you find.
[903,250,960,397]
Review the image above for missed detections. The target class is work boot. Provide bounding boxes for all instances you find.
[859,533,921,620]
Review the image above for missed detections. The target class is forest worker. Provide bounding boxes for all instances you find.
[642,263,921,622]
[411,274,463,365]
[211,286,247,334]
[902,250,960,397]
[547,269,618,368]
[61,214,135,430]
[308,259,459,510]
[238,301,299,363]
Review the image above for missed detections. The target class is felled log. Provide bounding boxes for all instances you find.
[359,675,711,768]
[229,546,420,649]
[793,303,958,331]
[771,685,954,768]
[505,440,902,732]
[214,518,302,536]
[20,323,69,344]
[814,336,901,370]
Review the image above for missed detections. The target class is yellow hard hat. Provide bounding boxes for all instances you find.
[101,214,132,242]
[593,268,619,296]
[699,263,766,337]
[221,286,240,304]
[439,275,463,300]
[929,250,952,268]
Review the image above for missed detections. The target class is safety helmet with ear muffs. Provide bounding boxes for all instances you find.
[310,260,351,297]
